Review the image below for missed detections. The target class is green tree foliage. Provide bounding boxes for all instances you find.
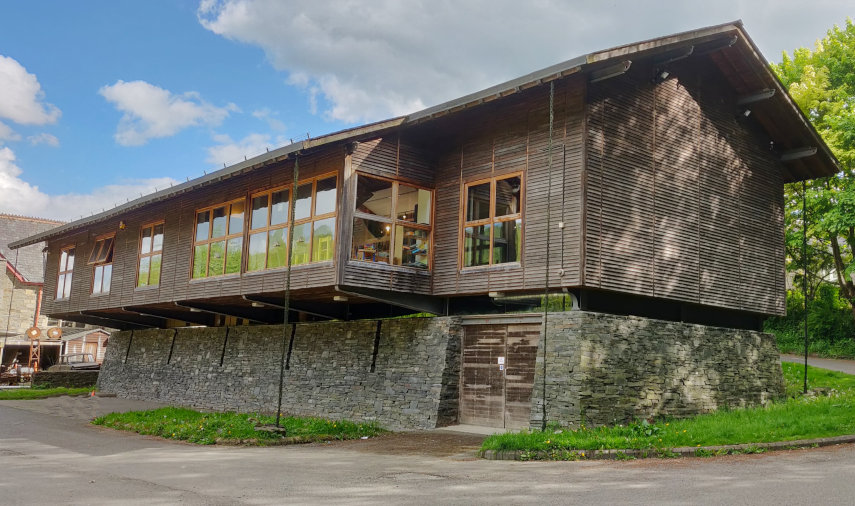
[772,18,855,319]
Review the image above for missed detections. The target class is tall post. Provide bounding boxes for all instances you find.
[540,81,555,431]
[802,180,809,394]
[277,154,300,427]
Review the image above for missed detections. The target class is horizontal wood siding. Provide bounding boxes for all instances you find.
[584,61,785,315]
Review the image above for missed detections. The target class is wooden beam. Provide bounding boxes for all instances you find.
[781,147,817,162]
[124,305,216,326]
[174,301,280,324]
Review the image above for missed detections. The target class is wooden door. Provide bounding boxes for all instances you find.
[459,323,540,429]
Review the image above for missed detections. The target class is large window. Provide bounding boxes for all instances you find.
[137,222,164,287]
[192,199,244,279]
[292,174,337,266]
[247,187,290,271]
[88,235,115,295]
[463,174,522,267]
[56,246,75,300]
[352,174,432,269]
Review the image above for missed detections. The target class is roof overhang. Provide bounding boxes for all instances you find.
[9,21,839,249]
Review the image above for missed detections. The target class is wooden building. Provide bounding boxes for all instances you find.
[8,22,840,429]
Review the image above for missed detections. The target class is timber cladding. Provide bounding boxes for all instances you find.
[584,60,785,316]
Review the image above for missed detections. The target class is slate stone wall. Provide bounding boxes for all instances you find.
[530,311,785,428]
[97,317,462,430]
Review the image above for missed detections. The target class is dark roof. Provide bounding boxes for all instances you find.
[0,214,64,283]
[8,20,840,249]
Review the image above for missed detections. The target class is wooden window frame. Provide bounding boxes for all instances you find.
[191,198,246,280]
[351,173,433,270]
[289,172,338,267]
[56,245,75,300]
[89,233,115,296]
[461,172,524,269]
[246,185,291,272]
[136,221,164,288]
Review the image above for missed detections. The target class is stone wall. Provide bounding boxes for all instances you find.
[98,317,462,430]
[33,371,99,388]
[529,311,785,428]
[0,266,48,336]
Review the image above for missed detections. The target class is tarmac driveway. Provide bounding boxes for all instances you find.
[2,395,855,505]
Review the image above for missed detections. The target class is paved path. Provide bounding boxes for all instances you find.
[780,354,855,375]
[2,396,855,505]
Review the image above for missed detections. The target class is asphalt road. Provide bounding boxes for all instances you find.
[780,354,855,375]
[2,396,855,505]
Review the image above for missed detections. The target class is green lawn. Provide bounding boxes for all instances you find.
[482,362,855,457]
[92,407,386,445]
[0,386,94,400]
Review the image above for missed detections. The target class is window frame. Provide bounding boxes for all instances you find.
[351,173,434,270]
[287,172,339,267]
[56,245,75,300]
[246,185,291,272]
[136,221,165,288]
[461,172,524,269]
[89,233,115,296]
[190,197,246,280]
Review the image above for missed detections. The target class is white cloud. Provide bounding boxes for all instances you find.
[198,0,853,124]
[27,133,59,147]
[251,108,286,131]
[206,132,273,166]
[99,80,238,146]
[0,121,21,142]
[0,55,61,126]
[0,145,178,221]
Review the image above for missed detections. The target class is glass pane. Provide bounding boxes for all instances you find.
[63,273,73,299]
[251,195,269,230]
[495,176,521,217]
[225,237,242,274]
[294,183,313,221]
[102,264,112,293]
[493,219,521,264]
[355,176,392,217]
[291,223,311,265]
[312,218,335,262]
[267,228,288,269]
[66,249,74,271]
[229,201,244,234]
[208,240,226,276]
[211,206,227,238]
[57,274,66,298]
[152,224,164,252]
[149,254,162,285]
[192,244,209,278]
[271,189,289,226]
[466,182,491,221]
[464,224,491,267]
[140,227,152,255]
[89,240,103,263]
[92,265,102,294]
[351,217,390,263]
[394,226,429,269]
[101,238,114,263]
[60,250,68,271]
[397,185,431,225]
[315,176,337,215]
[137,256,151,287]
[247,232,267,271]
[195,210,210,241]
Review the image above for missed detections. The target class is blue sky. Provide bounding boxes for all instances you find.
[0,1,851,220]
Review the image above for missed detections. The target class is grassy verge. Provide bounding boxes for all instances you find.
[92,407,386,445]
[0,386,94,400]
[482,363,855,458]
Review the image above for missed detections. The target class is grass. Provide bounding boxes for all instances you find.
[0,386,94,400]
[92,407,386,445]
[482,362,855,458]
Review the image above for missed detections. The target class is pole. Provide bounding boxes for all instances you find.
[276,155,300,427]
[541,81,555,431]
[802,180,809,394]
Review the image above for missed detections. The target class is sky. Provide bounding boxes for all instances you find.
[0,0,851,221]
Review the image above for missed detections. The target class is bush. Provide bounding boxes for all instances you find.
[766,284,855,358]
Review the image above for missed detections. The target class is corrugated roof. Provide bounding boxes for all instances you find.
[8,20,840,249]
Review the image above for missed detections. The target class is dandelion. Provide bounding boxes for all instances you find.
[580,452,585,457]
[683,430,687,433]
[696,444,701,447]
[546,440,551,444]
[665,423,669,426]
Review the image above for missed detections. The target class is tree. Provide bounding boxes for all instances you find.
[773,18,855,319]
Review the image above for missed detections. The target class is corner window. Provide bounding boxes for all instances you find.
[88,235,115,295]
[352,174,432,269]
[463,174,522,267]
[137,222,164,287]
[56,246,75,299]
[192,199,244,279]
